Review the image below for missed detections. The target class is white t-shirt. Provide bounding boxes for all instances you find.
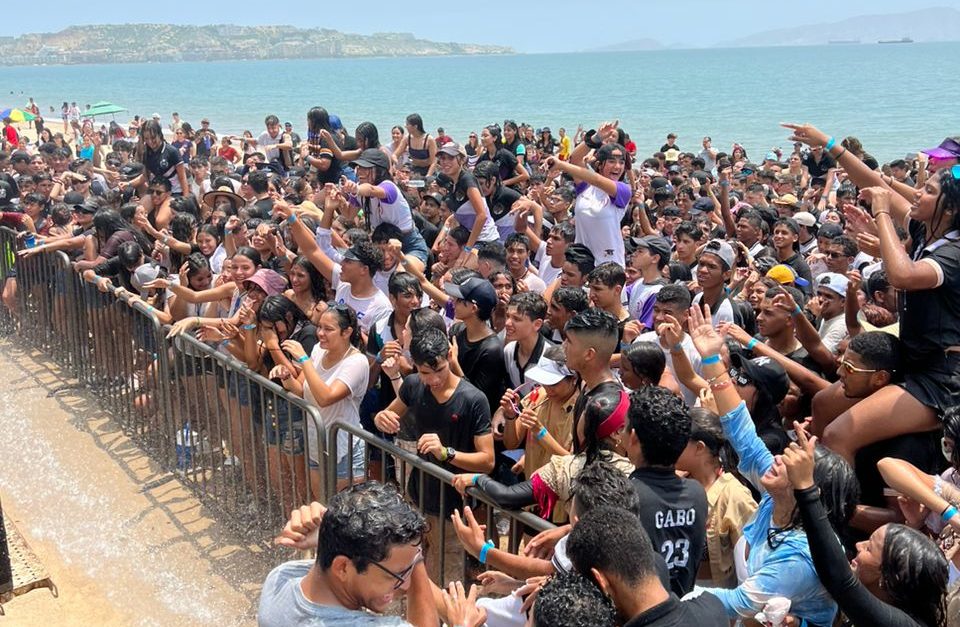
[364,181,415,232]
[692,292,735,326]
[573,181,631,267]
[303,347,370,466]
[534,240,563,287]
[818,314,848,354]
[636,331,702,407]
[257,129,284,162]
[626,278,665,330]
[454,197,501,243]
[515,269,547,295]
[331,268,392,334]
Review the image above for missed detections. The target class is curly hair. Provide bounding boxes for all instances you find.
[317,482,426,572]
[627,386,691,467]
[534,571,617,627]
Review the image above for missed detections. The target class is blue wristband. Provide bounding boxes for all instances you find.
[297,354,310,364]
[793,305,803,316]
[942,505,958,523]
[241,323,256,331]
[702,354,721,366]
[478,539,495,564]
[535,426,548,441]
[825,136,836,151]
[747,338,758,350]
[464,245,474,253]
[287,213,297,224]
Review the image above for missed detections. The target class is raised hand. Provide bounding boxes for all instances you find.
[780,122,830,148]
[782,421,817,490]
[274,502,327,550]
[686,304,724,358]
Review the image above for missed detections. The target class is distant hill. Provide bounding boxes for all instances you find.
[718,6,960,47]
[0,24,513,65]
[586,38,665,52]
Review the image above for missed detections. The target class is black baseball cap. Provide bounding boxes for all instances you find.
[74,197,102,214]
[444,277,498,320]
[63,191,84,206]
[730,353,789,404]
[351,148,390,171]
[119,162,144,181]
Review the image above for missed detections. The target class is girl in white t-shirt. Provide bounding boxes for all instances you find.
[280,304,369,494]
[542,121,632,267]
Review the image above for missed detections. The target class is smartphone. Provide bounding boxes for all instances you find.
[407,179,425,189]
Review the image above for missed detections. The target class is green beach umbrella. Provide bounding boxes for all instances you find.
[81,101,127,118]
[0,108,35,122]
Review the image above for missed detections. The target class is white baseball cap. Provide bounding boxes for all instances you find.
[526,356,575,386]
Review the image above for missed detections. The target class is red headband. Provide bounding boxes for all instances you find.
[596,390,630,440]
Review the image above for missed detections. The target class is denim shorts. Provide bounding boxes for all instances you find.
[401,229,430,265]
[263,397,305,455]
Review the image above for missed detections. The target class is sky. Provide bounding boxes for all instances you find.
[0,1,957,53]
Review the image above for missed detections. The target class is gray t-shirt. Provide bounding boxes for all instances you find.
[258,560,412,626]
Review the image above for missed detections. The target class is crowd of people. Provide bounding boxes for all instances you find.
[1,105,960,626]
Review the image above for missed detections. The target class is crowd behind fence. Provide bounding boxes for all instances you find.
[0,226,553,583]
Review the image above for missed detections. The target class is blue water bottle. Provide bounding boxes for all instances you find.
[23,233,36,249]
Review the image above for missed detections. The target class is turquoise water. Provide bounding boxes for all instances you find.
[1,43,956,162]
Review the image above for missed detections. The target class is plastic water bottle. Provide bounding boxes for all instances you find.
[176,422,194,470]
[23,233,36,249]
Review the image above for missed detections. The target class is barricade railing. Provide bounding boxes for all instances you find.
[1,226,555,569]
[328,421,556,584]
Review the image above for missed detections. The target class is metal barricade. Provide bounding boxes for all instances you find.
[327,421,555,584]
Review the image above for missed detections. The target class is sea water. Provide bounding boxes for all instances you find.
[1,43,956,162]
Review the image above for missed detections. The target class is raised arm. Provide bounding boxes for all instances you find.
[864,187,943,291]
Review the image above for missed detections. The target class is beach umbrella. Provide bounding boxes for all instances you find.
[0,108,36,122]
[81,101,127,119]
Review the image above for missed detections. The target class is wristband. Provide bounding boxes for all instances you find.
[701,354,721,366]
[464,245,473,253]
[535,426,548,441]
[440,446,449,462]
[478,539,495,565]
[241,323,256,331]
[747,338,758,351]
[670,343,684,353]
[146,305,155,312]
[942,505,958,523]
[296,354,310,364]
[824,136,836,151]
[472,474,480,486]
[287,213,297,224]
[793,305,803,316]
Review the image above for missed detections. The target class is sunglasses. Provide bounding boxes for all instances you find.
[838,358,879,375]
[369,549,424,590]
[825,251,848,259]
[149,188,167,195]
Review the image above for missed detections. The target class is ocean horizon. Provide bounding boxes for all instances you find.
[2,43,956,162]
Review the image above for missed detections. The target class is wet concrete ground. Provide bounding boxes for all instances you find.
[0,339,283,626]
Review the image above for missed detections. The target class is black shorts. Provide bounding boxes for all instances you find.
[900,352,960,417]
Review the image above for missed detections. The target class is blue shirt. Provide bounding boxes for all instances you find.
[700,402,837,627]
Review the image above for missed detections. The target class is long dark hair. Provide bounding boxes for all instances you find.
[291,255,327,302]
[405,113,425,135]
[258,295,310,342]
[881,524,948,627]
[576,388,628,464]
[934,167,960,235]
[323,303,362,348]
[307,107,332,136]
[943,407,960,472]
[233,245,263,268]
[355,122,381,150]
[94,208,151,254]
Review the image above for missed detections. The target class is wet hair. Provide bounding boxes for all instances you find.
[234,245,263,268]
[504,232,531,252]
[533,571,617,627]
[848,331,902,376]
[829,235,858,258]
[316,481,426,572]
[183,252,210,280]
[588,262,626,288]
[117,240,144,269]
[405,113,425,135]
[388,271,423,300]
[564,243,596,277]
[620,342,666,387]
[594,143,630,181]
[169,212,197,244]
[410,326,450,368]
[507,292,547,321]
[198,223,223,244]
[408,307,448,340]
[565,308,619,359]
[343,228,369,246]
[371,222,404,245]
[551,287,590,314]
[474,159,500,183]
[50,203,72,227]
[307,107,332,135]
[688,407,737,471]
[257,295,309,341]
[571,459,642,520]
[445,225,470,248]
[655,283,692,310]
[568,506,657,586]
[576,387,628,463]
[550,221,576,243]
[171,195,201,221]
[488,270,517,294]
[348,240,385,277]
[880,524,949,627]
[628,386,691,467]
[323,303,363,348]
[674,220,704,242]
[943,407,960,471]
[935,168,960,233]
[667,261,693,282]
[247,170,269,194]
[478,240,507,268]
[93,208,152,254]
[291,255,327,302]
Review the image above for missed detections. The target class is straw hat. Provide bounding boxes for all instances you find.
[202,185,246,211]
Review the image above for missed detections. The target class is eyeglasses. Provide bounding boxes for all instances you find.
[149,189,167,195]
[838,358,879,375]
[825,251,848,259]
[369,549,424,590]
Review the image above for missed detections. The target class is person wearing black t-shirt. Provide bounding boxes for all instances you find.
[624,386,708,597]
[474,160,522,240]
[373,327,493,584]
[567,506,726,627]
[563,308,624,438]
[129,120,189,211]
[801,145,836,179]
[443,276,508,414]
[477,125,529,189]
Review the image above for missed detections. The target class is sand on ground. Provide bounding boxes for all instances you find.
[0,339,283,626]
